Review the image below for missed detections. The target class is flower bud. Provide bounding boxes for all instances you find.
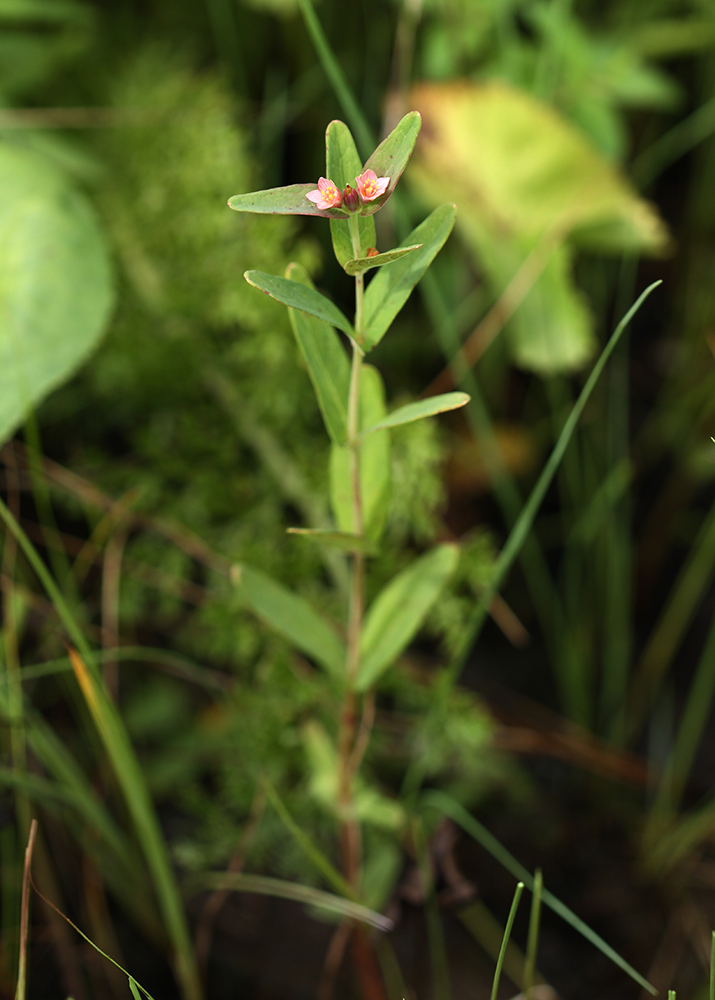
[342,184,360,212]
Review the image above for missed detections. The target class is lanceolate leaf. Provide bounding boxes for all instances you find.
[357,544,460,690]
[287,528,378,555]
[362,204,456,350]
[234,563,346,676]
[244,269,357,344]
[228,183,347,218]
[360,392,470,436]
[358,111,422,217]
[329,366,390,543]
[344,244,422,276]
[285,262,350,445]
[326,120,376,265]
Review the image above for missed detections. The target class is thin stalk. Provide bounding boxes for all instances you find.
[523,870,543,998]
[338,214,367,895]
[490,882,524,1000]
[296,0,374,159]
[710,930,715,1000]
[14,820,37,1000]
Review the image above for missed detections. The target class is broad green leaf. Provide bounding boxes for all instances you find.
[408,80,669,373]
[361,391,469,436]
[0,142,114,446]
[244,269,357,345]
[233,563,345,675]
[362,204,456,350]
[357,544,460,690]
[326,119,376,266]
[359,111,422,217]
[229,183,346,219]
[344,244,422,276]
[285,262,350,445]
[287,528,378,555]
[329,365,390,542]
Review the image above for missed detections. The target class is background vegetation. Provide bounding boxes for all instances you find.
[2,1,715,999]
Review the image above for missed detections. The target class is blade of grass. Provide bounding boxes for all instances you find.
[710,930,714,1000]
[650,611,715,818]
[296,0,374,158]
[0,501,193,980]
[0,496,92,664]
[491,883,524,1000]
[414,820,452,1000]
[67,647,201,1000]
[629,494,715,740]
[524,869,543,998]
[600,257,638,745]
[29,872,156,1000]
[200,873,392,931]
[418,267,565,657]
[446,281,662,684]
[13,819,37,1000]
[262,777,358,902]
[16,646,228,694]
[423,791,657,994]
[457,901,527,991]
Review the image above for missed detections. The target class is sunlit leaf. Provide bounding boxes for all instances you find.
[408,80,669,373]
[326,119,375,265]
[362,204,456,350]
[285,262,350,445]
[360,392,469,436]
[233,563,345,676]
[357,544,460,690]
[244,269,357,344]
[344,244,422,276]
[0,143,113,447]
[329,365,390,542]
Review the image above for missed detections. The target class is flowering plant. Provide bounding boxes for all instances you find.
[227,112,469,991]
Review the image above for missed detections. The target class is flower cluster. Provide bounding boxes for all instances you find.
[306,169,389,212]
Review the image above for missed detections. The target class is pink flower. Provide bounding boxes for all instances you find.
[356,169,389,204]
[305,177,342,210]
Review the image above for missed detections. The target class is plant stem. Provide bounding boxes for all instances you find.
[339,215,366,889]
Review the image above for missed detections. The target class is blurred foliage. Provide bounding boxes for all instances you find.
[4,0,715,996]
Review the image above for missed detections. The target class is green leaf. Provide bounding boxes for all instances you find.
[329,365,390,542]
[285,262,350,445]
[0,143,114,447]
[287,528,377,555]
[359,111,422,217]
[361,392,470,436]
[244,269,357,344]
[357,544,459,690]
[233,563,345,676]
[408,80,669,373]
[344,244,423,276]
[228,183,347,218]
[201,871,393,931]
[326,120,376,266]
[362,204,456,350]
